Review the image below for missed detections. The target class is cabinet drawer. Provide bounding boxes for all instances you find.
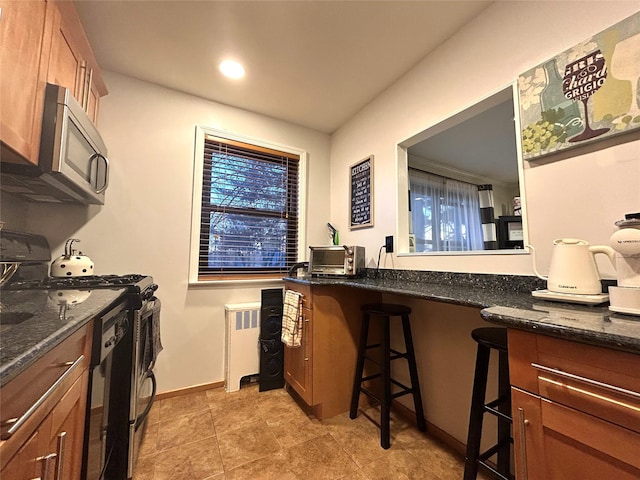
[541,396,640,473]
[0,323,91,466]
[509,329,640,434]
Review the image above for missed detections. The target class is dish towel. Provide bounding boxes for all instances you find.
[148,297,163,366]
[281,290,303,348]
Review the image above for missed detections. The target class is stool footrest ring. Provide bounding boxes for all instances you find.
[478,460,513,480]
[361,373,381,383]
[359,387,381,404]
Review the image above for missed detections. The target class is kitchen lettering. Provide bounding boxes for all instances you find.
[562,51,607,102]
[352,162,370,175]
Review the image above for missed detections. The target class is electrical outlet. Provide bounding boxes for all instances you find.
[385,235,394,253]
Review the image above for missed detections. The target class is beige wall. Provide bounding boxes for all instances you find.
[330,2,640,444]
[330,2,640,276]
[12,72,332,394]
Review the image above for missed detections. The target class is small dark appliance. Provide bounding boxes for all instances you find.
[258,288,285,391]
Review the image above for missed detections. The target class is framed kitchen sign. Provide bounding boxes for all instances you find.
[350,155,374,229]
[518,11,640,161]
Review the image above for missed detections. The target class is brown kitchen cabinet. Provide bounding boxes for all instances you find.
[46,1,107,125]
[0,323,93,479]
[0,0,51,166]
[0,0,107,166]
[283,282,314,405]
[283,281,381,419]
[509,329,640,480]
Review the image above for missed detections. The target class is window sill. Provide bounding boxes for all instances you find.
[188,277,286,287]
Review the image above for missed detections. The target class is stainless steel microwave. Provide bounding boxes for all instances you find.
[308,245,365,277]
[0,84,109,204]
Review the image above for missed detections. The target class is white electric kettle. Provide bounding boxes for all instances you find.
[531,238,616,294]
[51,238,95,277]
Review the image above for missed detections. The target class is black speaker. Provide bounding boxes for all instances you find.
[259,288,285,391]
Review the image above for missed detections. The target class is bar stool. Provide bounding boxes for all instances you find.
[349,303,426,449]
[463,327,513,480]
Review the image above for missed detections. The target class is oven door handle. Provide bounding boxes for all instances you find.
[135,369,157,431]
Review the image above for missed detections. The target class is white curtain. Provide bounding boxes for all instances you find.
[409,169,484,252]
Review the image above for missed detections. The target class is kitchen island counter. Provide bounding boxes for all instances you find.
[284,270,640,355]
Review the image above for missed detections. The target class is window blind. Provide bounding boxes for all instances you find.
[198,135,299,279]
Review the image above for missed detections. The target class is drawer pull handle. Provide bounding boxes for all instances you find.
[516,407,529,480]
[0,417,18,427]
[55,431,67,480]
[531,362,640,401]
[538,376,640,413]
[0,355,84,440]
[37,453,58,480]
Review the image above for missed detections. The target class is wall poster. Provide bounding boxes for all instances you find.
[518,11,640,161]
[350,155,374,230]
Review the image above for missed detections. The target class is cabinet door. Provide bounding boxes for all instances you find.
[47,374,88,480]
[46,1,85,104]
[539,395,640,480]
[511,387,547,480]
[0,0,50,165]
[1,428,44,479]
[284,307,313,405]
[512,386,640,480]
[86,78,100,124]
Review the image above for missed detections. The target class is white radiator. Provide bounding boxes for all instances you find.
[224,302,261,393]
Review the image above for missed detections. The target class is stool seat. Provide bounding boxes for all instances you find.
[350,302,426,449]
[471,327,508,352]
[464,327,513,480]
[361,303,412,316]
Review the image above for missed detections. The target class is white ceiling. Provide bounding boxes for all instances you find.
[73,0,493,134]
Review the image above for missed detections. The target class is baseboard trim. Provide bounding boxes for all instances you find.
[392,399,466,457]
[155,381,224,401]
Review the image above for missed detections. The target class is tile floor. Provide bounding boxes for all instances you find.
[133,383,490,480]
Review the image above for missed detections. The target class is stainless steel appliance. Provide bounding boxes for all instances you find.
[20,274,160,480]
[0,230,160,479]
[308,245,365,277]
[0,83,109,204]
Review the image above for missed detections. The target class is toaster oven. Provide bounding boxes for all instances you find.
[308,245,365,277]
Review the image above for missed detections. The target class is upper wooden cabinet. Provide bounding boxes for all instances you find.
[0,0,107,166]
[47,1,107,123]
[0,0,50,166]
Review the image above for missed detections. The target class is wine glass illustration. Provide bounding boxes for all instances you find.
[610,33,640,118]
[562,50,610,142]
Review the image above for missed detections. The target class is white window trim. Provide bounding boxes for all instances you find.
[189,125,308,285]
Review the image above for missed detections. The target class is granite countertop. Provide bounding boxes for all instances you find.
[285,269,640,355]
[0,287,127,386]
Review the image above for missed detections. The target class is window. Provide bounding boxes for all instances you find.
[409,168,484,252]
[191,128,304,281]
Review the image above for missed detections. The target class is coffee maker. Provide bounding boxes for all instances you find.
[609,213,640,315]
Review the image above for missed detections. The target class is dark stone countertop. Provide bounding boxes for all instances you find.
[284,269,640,355]
[0,287,127,386]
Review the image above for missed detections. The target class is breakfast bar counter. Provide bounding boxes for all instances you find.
[284,269,640,355]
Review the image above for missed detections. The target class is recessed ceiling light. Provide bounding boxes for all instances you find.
[219,60,245,79]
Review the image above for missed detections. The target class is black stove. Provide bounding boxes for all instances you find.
[3,270,158,312]
[5,273,157,298]
[1,230,162,480]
